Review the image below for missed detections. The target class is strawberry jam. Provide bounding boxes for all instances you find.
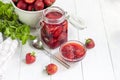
[46,12,62,19]
[60,41,86,62]
[41,6,68,49]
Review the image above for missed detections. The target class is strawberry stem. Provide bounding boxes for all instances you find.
[31,51,36,56]
[86,39,91,44]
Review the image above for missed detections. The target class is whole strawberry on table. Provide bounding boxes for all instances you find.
[26,51,36,64]
[46,63,58,75]
[12,0,56,11]
[85,38,95,49]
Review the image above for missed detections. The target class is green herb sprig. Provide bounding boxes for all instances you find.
[0,1,36,45]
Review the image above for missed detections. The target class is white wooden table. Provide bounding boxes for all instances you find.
[2,0,120,80]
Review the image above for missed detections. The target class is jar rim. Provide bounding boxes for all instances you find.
[42,6,66,24]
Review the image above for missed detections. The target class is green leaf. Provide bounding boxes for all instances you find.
[10,32,16,39]
[22,35,28,45]
[4,28,10,36]
[29,35,36,40]
[0,1,35,45]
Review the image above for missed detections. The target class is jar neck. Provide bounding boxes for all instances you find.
[42,6,66,24]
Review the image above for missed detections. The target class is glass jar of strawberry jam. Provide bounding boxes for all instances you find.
[40,6,68,49]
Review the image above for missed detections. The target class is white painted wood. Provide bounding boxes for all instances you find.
[76,0,115,80]
[99,0,120,80]
[19,42,51,80]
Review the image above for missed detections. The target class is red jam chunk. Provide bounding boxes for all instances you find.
[61,42,86,61]
[41,12,68,49]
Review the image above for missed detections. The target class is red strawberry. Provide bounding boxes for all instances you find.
[53,26,63,38]
[26,52,36,64]
[43,25,51,36]
[17,0,28,10]
[85,38,95,49]
[74,49,85,58]
[41,25,54,39]
[34,1,44,10]
[63,52,74,59]
[24,0,35,4]
[48,39,57,44]
[46,63,58,75]
[58,32,67,43]
[44,0,55,6]
[36,0,43,2]
[61,44,75,59]
[51,0,55,3]
[28,4,34,11]
[61,44,74,53]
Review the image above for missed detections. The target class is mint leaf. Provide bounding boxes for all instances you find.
[29,35,36,40]
[0,1,36,45]
[22,35,28,45]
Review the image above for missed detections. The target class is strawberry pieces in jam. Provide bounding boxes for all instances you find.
[41,11,68,49]
[60,41,86,62]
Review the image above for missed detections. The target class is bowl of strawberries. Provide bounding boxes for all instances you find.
[11,0,56,28]
[59,40,87,62]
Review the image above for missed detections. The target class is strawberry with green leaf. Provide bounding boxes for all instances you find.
[85,38,95,49]
[26,51,36,64]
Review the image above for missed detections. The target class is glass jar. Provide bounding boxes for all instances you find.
[40,6,68,49]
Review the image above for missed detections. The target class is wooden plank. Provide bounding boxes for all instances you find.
[76,0,115,80]
[19,42,51,80]
[99,0,120,80]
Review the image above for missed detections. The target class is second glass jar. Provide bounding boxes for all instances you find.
[40,6,68,49]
